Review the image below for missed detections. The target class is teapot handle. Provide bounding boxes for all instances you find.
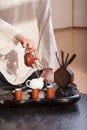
[25,49,38,60]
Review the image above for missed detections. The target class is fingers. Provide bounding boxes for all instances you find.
[34,49,38,59]
[22,39,34,49]
[25,48,38,59]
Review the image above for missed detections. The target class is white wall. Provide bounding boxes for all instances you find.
[51,0,72,29]
[51,0,87,29]
[73,0,87,27]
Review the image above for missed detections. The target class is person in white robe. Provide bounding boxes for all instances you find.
[0,0,58,86]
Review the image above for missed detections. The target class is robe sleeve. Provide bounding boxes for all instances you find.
[0,18,21,54]
[0,18,21,40]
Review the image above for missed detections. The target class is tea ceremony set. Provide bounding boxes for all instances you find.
[0,50,80,107]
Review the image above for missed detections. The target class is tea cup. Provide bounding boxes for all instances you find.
[15,88,22,100]
[46,86,54,98]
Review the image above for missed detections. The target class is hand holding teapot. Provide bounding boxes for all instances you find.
[24,43,38,67]
[15,34,38,67]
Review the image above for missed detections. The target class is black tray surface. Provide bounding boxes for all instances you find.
[0,83,81,107]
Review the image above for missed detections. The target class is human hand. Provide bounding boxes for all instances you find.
[15,33,37,58]
[40,68,54,83]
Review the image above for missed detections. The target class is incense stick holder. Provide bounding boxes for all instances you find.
[54,67,74,88]
[54,51,76,88]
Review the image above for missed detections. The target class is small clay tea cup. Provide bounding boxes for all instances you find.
[14,88,22,100]
[46,86,54,98]
[32,88,39,99]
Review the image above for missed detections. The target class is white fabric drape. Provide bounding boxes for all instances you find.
[0,0,58,85]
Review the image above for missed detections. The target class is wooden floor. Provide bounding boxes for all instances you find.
[54,28,87,94]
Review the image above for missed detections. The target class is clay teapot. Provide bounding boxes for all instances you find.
[24,52,37,67]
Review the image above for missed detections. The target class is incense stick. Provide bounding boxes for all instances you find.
[55,52,62,67]
[64,53,69,67]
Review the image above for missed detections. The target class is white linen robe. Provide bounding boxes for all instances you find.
[0,0,58,85]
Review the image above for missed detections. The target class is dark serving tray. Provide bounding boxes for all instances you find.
[1,93,80,106]
[0,87,81,107]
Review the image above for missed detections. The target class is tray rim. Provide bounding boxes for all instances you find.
[0,92,81,106]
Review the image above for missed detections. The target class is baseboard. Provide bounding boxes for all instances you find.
[73,26,87,29]
[54,27,72,32]
[54,26,87,32]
